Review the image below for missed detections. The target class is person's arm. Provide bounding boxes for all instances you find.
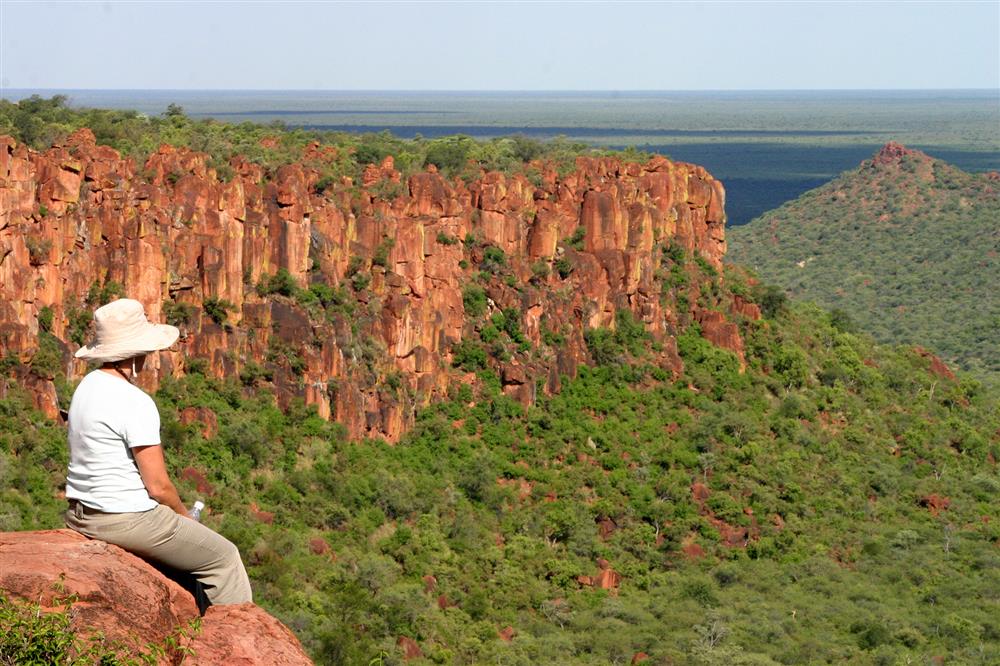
[133,445,188,516]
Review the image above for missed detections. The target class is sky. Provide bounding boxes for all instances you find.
[1,1,998,91]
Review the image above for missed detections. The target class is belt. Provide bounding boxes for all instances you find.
[67,499,104,516]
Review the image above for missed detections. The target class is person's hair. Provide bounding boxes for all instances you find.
[101,354,147,370]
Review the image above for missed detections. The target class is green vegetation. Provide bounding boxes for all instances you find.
[163,300,198,327]
[0,96,593,185]
[3,293,998,664]
[203,297,235,326]
[0,591,200,665]
[729,147,1000,385]
[585,310,652,366]
[257,269,300,298]
[567,226,586,251]
[2,96,999,664]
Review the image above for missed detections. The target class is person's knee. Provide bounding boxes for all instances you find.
[221,539,243,567]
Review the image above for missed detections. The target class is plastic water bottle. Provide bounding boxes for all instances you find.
[188,500,205,521]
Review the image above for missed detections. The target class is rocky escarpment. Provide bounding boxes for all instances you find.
[0,129,751,440]
[0,530,313,665]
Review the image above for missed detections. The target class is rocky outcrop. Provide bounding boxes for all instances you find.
[871,141,920,166]
[0,529,312,665]
[0,130,742,440]
[914,347,956,381]
[186,603,313,666]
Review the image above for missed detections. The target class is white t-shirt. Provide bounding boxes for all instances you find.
[65,370,161,512]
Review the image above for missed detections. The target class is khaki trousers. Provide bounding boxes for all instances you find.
[65,502,252,605]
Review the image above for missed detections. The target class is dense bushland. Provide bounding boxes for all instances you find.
[728,147,1000,385]
[3,297,998,664]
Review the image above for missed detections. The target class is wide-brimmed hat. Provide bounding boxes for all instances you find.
[74,298,179,362]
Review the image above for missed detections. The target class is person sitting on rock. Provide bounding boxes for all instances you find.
[64,298,252,607]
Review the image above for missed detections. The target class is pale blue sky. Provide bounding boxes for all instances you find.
[1,1,997,90]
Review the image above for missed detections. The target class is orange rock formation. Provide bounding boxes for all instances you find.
[0,529,313,665]
[0,129,749,440]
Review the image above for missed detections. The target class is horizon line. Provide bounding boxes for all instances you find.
[3,87,999,94]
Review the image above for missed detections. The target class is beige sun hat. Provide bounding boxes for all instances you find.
[74,298,179,362]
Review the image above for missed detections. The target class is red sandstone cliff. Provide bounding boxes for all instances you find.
[0,129,750,440]
[0,529,313,665]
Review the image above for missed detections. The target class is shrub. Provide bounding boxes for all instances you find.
[185,357,209,375]
[694,253,718,277]
[371,239,395,268]
[530,260,550,282]
[423,136,474,173]
[584,328,620,366]
[0,593,177,665]
[753,283,788,319]
[493,308,526,345]
[202,297,235,325]
[681,577,718,606]
[462,285,488,317]
[66,303,93,346]
[850,620,890,650]
[267,338,306,376]
[85,280,123,307]
[584,310,650,365]
[451,340,488,371]
[350,271,371,292]
[480,246,507,274]
[29,332,62,379]
[663,241,686,265]
[37,306,54,333]
[257,269,299,297]
[510,135,545,163]
[163,300,197,327]
[239,361,272,387]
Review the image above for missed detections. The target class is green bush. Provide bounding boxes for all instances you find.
[554,256,573,279]
[424,136,474,174]
[753,283,788,319]
[0,593,184,665]
[202,297,235,326]
[257,269,299,298]
[462,285,488,318]
[480,246,507,274]
[451,340,488,371]
[29,332,62,380]
[163,300,197,327]
[85,280,124,307]
[37,306,54,333]
[372,239,395,268]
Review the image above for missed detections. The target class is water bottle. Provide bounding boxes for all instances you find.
[188,500,205,521]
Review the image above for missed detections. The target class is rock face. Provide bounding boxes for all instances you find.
[0,529,312,665]
[0,130,744,440]
[186,603,314,666]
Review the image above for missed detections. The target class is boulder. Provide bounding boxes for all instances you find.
[0,530,312,665]
[185,603,313,665]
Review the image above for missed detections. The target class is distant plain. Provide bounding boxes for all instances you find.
[6,89,998,226]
